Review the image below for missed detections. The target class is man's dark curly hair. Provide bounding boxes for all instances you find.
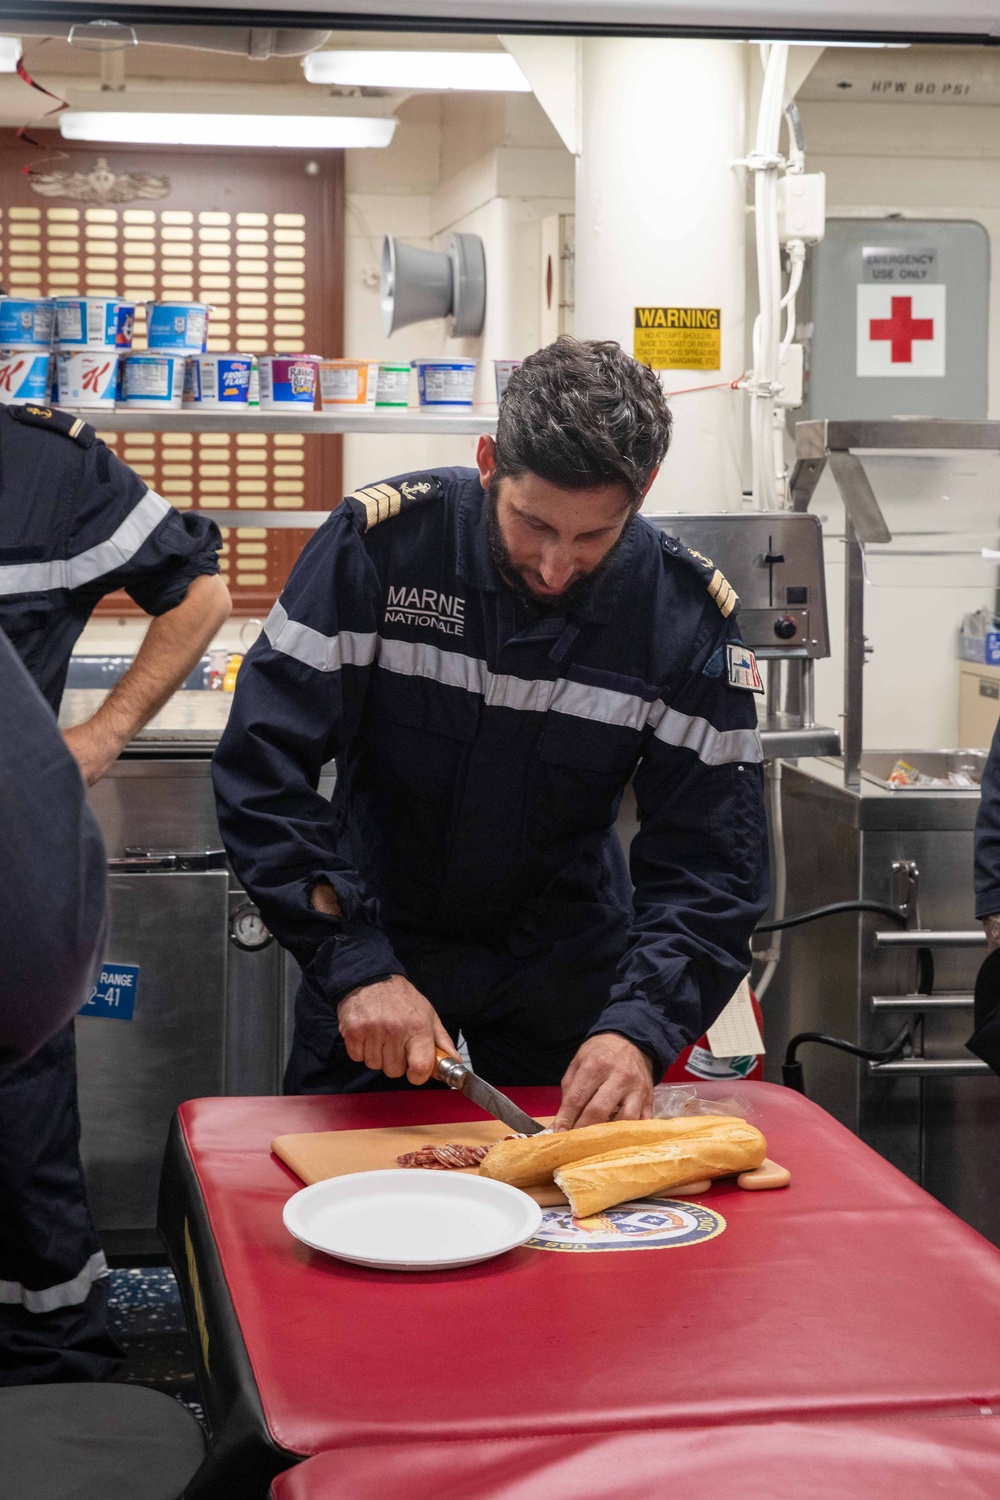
[493,337,672,504]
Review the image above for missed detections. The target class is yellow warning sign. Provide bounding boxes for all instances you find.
[634,306,721,371]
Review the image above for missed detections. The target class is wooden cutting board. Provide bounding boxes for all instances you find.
[272,1118,568,1207]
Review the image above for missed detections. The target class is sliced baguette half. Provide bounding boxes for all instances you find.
[479,1115,743,1189]
[553,1123,767,1217]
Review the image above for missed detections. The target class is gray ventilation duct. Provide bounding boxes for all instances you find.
[381,233,486,338]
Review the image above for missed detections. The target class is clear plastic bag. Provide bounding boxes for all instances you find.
[652,1083,754,1120]
[888,757,977,790]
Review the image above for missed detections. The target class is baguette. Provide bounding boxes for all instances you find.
[479,1115,743,1188]
[553,1123,767,1217]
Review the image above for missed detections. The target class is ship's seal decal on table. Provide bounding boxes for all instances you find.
[528,1199,725,1252]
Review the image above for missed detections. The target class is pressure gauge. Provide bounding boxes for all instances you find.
[230,902,274,952]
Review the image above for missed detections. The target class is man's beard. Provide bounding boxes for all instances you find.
[485,480,631,616]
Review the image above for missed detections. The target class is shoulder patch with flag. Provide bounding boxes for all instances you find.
[726,642,764,693]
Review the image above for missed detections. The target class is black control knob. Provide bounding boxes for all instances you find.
[774,616,798,640]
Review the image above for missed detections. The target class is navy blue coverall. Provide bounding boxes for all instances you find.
[975,721,1000,925]
[213,467,770,1094]
[0,402,221,1384]
[0,627,108,1069]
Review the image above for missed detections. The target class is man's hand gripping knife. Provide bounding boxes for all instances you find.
[312,880,460,1084]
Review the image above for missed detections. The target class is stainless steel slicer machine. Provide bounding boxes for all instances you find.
[645,511,838,763]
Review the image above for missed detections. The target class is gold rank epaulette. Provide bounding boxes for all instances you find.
[345,472,444,532]
[659,534,740,619]
[5,402,96,447]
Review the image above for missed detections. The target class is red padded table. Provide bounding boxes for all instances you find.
[158,1083,1000,1500]
[269,1413,1000,1499]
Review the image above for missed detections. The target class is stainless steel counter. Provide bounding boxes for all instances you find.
[68,704,283,1259]
[762,757,999,1245]
[804,755,982,831]
[60,688,232,751]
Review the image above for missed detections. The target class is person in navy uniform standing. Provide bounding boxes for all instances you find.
[0,628,108,1071]
[213,340,769,1129]
[971,723,1000,1072]
[0,402,230,1384]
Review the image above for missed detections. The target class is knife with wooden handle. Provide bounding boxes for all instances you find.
[433,1048,546,1135]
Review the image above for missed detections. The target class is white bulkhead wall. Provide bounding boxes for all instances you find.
[342,89,574,497]
[574,39,749,514]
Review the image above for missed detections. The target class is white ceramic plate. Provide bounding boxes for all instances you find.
[283,1169,543,1272]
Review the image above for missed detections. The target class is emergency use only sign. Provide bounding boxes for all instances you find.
[634,307,721,370]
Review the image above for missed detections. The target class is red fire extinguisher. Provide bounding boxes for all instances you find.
[663,988,765,1083]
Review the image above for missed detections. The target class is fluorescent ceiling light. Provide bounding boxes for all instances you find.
[781,39,911,46]
[0,36,21,71]
[303,49,530,92]
[60,112,396,149]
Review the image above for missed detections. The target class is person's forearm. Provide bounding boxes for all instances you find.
[99,573,231,740]
[66,574,231,780]
[984,914,1000,953]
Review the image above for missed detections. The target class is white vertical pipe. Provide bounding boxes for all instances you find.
[750,42,789,510]
[574,39,748,513]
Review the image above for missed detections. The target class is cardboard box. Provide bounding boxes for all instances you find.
[959,661,1000,747]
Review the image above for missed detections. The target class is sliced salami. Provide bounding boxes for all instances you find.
[396,1142,494,1170]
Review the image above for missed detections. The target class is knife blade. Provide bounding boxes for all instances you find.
[433,1049,546,1135]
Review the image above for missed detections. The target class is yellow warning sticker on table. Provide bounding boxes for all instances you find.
[634,307,721,370]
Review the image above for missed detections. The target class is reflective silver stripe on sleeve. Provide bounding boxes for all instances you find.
[263,620,759,767]
[548,677,652,730]
[0,1251,109,1314]
[0,489,172,597]
[377,635,488,694]
[652,705,763,765]
[263,600,377,672]
[377,643,652,723]
[486,672,556,712]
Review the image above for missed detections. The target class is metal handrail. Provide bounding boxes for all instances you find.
[871,993,974,1010]
[869,1058,992,1077]
[874,929,986,948]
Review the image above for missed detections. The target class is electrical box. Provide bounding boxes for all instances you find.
[777,172,826,244]
[806,217,989,420]
[776,342,804,408]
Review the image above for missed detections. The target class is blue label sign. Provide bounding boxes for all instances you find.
[81,964,140,1020]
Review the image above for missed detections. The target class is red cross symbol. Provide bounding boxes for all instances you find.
[869,295,935,363]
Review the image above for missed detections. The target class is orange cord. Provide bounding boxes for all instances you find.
[665,375,746,397]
